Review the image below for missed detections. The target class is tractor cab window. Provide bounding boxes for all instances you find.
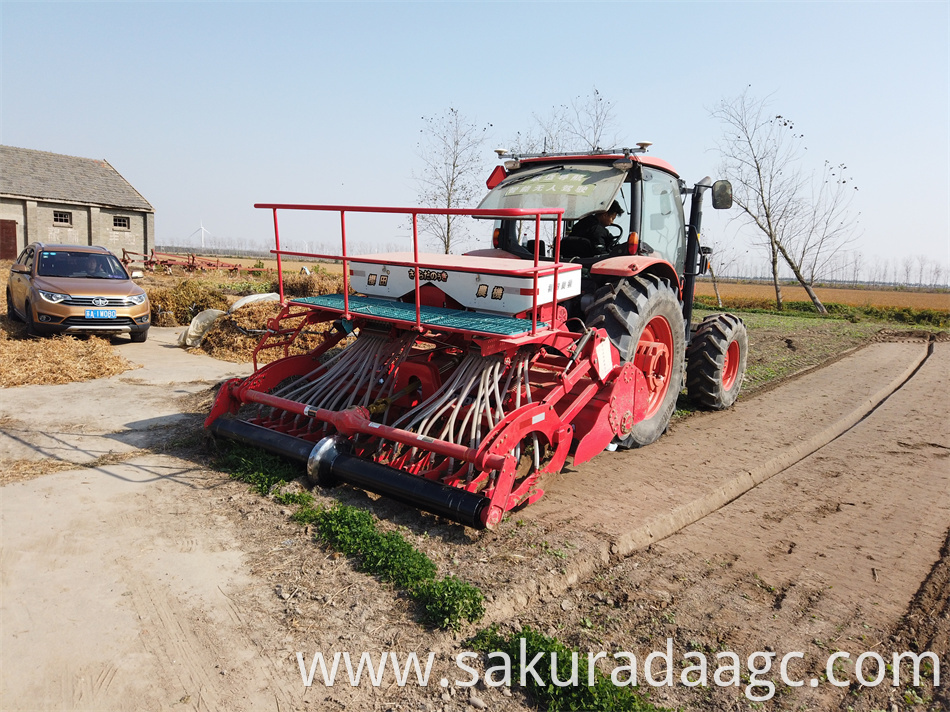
[477,163,627,222]
[639,169,686,274]
[479,162,628,260]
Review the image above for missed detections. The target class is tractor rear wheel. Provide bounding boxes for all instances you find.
[585,275,685,448]
[686,313,748,410]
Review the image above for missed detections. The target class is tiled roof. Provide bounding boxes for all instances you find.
[0,145,153,211]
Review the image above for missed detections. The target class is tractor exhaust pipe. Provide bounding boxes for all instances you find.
[209,419,489,529]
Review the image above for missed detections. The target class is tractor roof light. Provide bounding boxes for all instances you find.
[503,159,521,171]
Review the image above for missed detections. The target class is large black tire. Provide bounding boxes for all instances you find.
[130,329,149,343]
[687,313,748,410]
[585,274,685,448]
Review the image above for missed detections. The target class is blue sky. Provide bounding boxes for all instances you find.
[1,1,947,280]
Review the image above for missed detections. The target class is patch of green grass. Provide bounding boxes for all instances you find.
[469,626,669,711]
[216,445,484,631]
[308,502,484,630]
[413,575,486,630]
[215,443,301,495]
[314,503,436,588]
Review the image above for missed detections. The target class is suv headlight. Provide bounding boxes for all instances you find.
[126,293,147,305]
[38,290,69,304]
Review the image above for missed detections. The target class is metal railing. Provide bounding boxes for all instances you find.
[255,204,567,335]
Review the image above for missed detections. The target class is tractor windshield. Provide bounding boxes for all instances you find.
[476,163,627,221]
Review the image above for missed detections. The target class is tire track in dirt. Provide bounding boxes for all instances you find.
[486,340,932,623]
[838,525,950,711]
[0,460,297,712]
[518,340,949,711]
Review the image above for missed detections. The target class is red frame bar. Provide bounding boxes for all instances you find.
[244,389,508,472]
[257,204,567,334]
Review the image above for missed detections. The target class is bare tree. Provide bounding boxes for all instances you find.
[414,108,490,254]
[928,260,945,288]
[850,251,864,285]
[915,254,929,288]
[901,256,914,287]
[511,87,621,154]
[712,90,860,313]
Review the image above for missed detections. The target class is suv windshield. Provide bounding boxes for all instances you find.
[37,250,129,279]
[476,163,627,221]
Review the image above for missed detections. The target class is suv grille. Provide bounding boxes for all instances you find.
[63,296,139,307]
[62,316,138,326]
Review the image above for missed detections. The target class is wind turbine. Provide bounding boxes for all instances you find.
[186,221,212,249]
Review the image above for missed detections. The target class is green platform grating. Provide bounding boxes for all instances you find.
[290,294,547,336]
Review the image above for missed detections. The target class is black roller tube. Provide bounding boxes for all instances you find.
[208,419,489,529]
[209,418,316,462]
[328,450,489,530]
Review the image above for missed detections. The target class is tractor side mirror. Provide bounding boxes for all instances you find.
[699,245,713,275]
[711,180,733,209]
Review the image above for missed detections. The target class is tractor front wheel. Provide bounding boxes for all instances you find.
[686,313,748,409]
[585,275,685,448]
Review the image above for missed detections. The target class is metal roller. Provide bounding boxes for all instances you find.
[209,419,489,529]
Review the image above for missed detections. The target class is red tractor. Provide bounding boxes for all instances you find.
[206,146,747,529]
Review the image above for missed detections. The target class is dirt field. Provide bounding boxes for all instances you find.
[695,279,950,311]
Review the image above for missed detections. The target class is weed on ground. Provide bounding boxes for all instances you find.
[217,442,485,631]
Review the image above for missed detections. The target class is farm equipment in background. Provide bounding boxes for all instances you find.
[121,248,252,274]
[206,146,748,529]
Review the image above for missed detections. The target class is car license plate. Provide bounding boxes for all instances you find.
[85,309,117,319]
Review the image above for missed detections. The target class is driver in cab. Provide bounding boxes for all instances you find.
[566,200,624,256]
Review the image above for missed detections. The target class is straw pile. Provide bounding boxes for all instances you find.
[197,301,333,364]
[148,280,229,326]
[0,289,133,387]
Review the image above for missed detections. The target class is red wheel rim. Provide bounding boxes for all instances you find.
[722,339,740,391]
[633,315,674,419]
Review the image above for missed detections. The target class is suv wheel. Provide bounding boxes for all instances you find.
[24,301,38,336]
[6,288,20,322]
[130,329,149,343]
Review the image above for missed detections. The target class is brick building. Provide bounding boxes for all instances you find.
[0,145,154,260]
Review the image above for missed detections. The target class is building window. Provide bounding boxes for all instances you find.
[113,216,130,230]
[53,211,72,226]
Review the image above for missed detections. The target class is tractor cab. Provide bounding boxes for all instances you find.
[476,150,689,277]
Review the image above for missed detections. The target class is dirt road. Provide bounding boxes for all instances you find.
[1,335,946,711]
[524,340,950,711]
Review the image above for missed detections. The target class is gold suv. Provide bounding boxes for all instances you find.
[7,243,150,342]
